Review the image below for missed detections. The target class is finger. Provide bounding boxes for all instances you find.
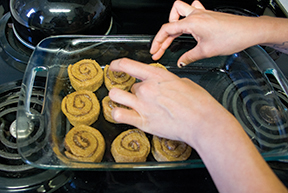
[109,87,139,108]
[130,82,141,94]
[109,58,154,81]
[169,0,195,22]
[151,36,176,60]
[177,46,207,67]
[191,0,205,10]
[150,22,183,57]
[111,107,142,127]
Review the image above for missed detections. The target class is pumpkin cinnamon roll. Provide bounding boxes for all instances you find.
[149,62,167,70]
[68,59,103,92]
[111,129,150,162]
[151,135,192,162]
[64,125,105,162]
[102,96,129,124]
[104,65,136,91]
[61,90,100,126]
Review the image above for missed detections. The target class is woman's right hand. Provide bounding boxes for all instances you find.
[150,0,288,67]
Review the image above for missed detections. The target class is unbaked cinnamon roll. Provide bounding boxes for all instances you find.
[151,135,192,162]
[68,59,103,92]
[104,65,136,91]
[111,129,150,162]
[64,125,105,162]
[102,96,129,124]
[61,90,100,126]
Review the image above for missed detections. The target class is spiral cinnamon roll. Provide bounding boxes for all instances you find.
[149,62,168,70]
[104,65,136,91]
[102,96,130,124]
[68,59,103,92]
[61,90,100,126]
[151,135,192,162]
[64,125,105,162]
[111,129,150,162]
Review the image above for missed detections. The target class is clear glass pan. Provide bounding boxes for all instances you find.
[16,35,288,170]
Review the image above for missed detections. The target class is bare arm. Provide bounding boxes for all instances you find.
[108,58,287,193]
[193,107,287,193]
[106,1,288,191]
[267,42,288,54]
[150,0,288,67]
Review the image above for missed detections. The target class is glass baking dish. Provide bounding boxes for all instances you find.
[16,35,288,170]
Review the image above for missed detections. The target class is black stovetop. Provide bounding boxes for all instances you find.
[0,0,288,192]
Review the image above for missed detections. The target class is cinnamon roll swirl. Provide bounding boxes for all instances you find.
[64,125,105,162]
[152,135,192,162]
[111,129,150,162]
[61,90,100,126]
[104,65,136,91]
[102,96,129,124]
[68,59,103,92]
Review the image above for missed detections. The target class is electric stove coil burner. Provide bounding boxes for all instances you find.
[0,12,115,73]
[0,79,72,192]
[259,105,282,125]
[221,78,288,152]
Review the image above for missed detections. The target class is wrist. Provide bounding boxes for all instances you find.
[257,16,288,45]
[187,104,246,156]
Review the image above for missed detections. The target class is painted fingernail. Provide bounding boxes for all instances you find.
[178,62,186,68]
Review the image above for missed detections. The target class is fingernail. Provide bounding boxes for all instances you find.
[178,62,186,68]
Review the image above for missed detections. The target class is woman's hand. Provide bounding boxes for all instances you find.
[108,58,287,193]
[150,0,288,67]
[108,58,236,147]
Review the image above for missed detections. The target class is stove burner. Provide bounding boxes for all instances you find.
[9,120,17,138]
[259,105,282,125]
[221,78,288,151]
[10,119,34,139]
[199,69,288,152]
[0,79,72,192]
[0,12,116,73]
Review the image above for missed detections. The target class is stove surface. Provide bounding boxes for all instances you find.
[0,56,23,84]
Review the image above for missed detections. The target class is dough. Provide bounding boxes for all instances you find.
[61,90,100,126]
[102,95,129,124]
[151,135,192,162]
[104,65,135,91]
[111,129,150,162]
[64,125,105,162]
[68,59,103,92]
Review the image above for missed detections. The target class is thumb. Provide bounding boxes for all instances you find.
[191,0,206,10]
[177,46,206,67]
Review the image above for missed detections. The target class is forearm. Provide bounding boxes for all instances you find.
[258,16,288,54]
[187,108,287,193]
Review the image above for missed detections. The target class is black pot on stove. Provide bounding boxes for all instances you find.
[10,0,112,48]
